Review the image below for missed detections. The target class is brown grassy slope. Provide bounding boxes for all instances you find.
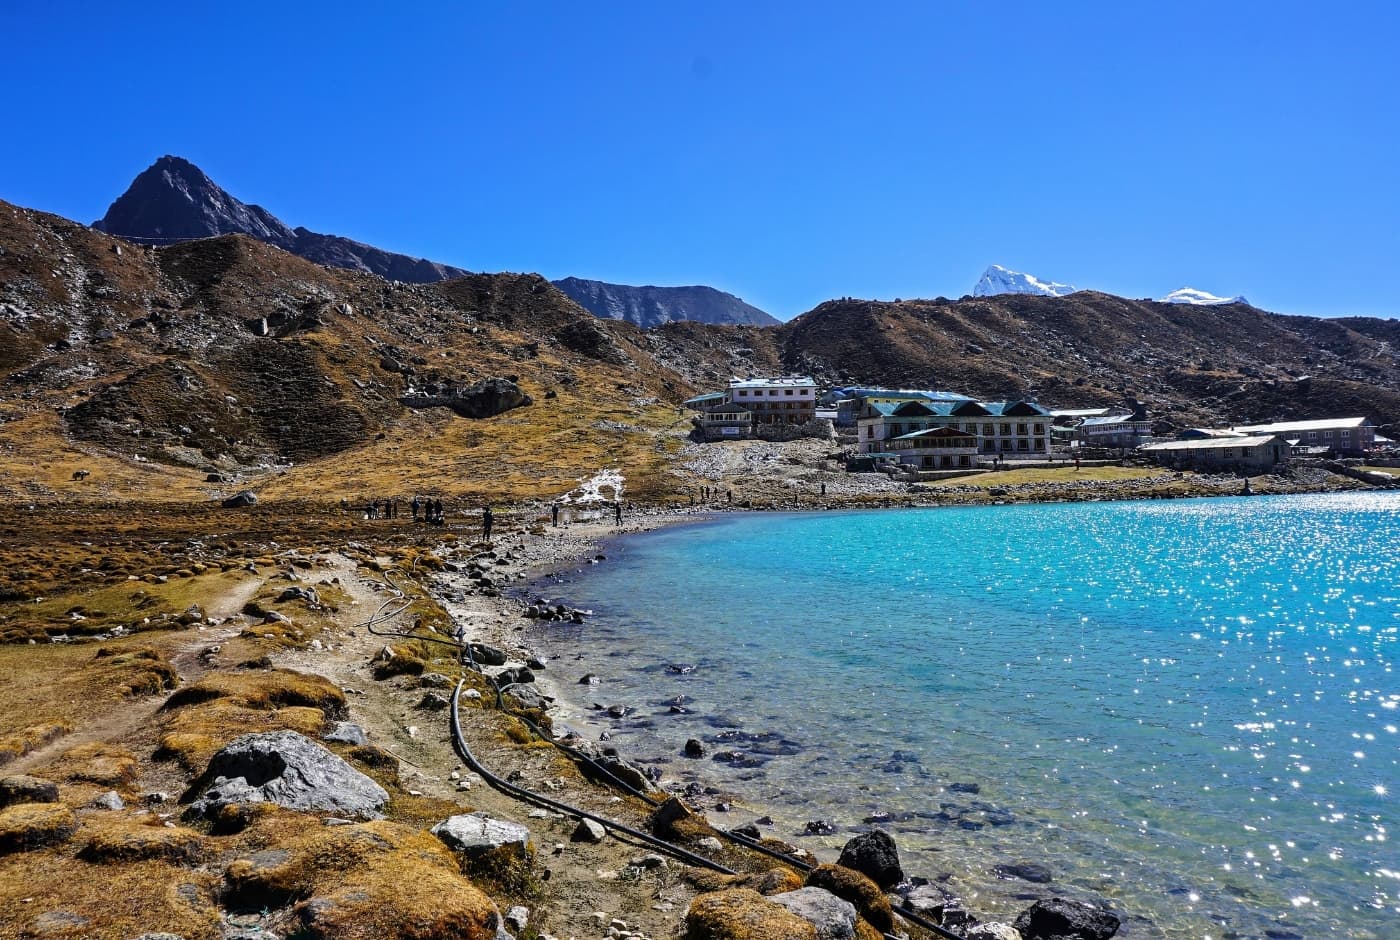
[1,200,697,503]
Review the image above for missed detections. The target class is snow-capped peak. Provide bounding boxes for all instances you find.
[973,264,1077,298]
[1159,287,1248,306]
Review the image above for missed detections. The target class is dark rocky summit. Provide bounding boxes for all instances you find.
[94,156,469,283]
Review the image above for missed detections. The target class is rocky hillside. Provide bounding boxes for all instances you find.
[1,197,692,502]
[553,276,778,328]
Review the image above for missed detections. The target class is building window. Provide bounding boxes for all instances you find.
[1000,423,1011,436]
[1017,424,1028,435]
[785,389,794,396]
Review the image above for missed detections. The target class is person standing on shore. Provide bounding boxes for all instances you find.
[614,501,623,527]
[482,505,494,541]
[551,503,560,527]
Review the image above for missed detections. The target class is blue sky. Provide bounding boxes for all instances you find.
[3,1,1398,319]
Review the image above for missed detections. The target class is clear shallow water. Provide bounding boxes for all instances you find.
[529,494,1399,939]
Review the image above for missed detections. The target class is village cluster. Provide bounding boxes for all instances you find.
[685,376,1382,478]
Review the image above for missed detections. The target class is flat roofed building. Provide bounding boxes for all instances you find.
[1228,417,1374,456]
[726,376,817,425]
[1076,413,1153,448]
[1141,434,1290,473]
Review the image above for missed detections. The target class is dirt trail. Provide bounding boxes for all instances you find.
[5,574,265,777]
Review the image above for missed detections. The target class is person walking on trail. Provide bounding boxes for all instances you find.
[551,503,560,528]
[482,506,494,542]
[614,501,623,527]
[434,499,445,525]
[411,496,421,522]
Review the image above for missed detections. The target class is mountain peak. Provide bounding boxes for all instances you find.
[973,264,1077,298]
[1159,287,1249,306]
[93,156,295,247]
[551,277,779,327]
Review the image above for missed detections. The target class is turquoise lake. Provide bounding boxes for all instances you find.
[528,493,1399,939]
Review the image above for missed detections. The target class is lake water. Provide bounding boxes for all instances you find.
[527,494,1399,939]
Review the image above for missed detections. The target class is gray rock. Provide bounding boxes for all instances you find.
[90,790,125,810]
[1013,897,1119,940]
[419,672,453,689]
[838,829,903,889]
[432,813,531,859]
[493,666,535,687]
[504,905,529,932]
[323,721,368,746]
[503,685,549,711]
[683,738,705,758]
[221,490,258,508]
[186,730,388,819]
[771,887,858,939]
[0,775,59,807]
[966,924,1023,940]
[416,691,451,711]
[467,643,508,666]
[995,861,1054,884]
[31,911,89,934]
[901,882,957,917]
[572,818,607,843]
[276,586,319,605]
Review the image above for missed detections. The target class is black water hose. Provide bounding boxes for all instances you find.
[448,679,737,874]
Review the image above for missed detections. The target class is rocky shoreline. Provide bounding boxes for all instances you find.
[419,505,1137,939]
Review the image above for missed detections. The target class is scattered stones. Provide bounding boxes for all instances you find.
[0,775,59,808]
[837,829,904,890]
[276,586,320,605]
[186,731,389,820]
[1013,897,1120,940]
[803,819,837,835]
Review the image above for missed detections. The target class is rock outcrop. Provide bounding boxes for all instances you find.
[185,730,388,819]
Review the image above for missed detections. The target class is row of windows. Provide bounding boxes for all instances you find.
[866,421,1048,438]
[733,388,813,397]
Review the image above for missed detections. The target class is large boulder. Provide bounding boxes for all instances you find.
[1013,898,1120,940]
[836,830,903,890]
[185,730,388,819]
[0,803,77,853]
[805,864,893,933]
[684,888,818,939]
[221,490,258,508]
[431,813,531,861]
[771,888,857,939]
[401,377,532,419]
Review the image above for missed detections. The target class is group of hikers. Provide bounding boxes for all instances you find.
[350,496,448,524]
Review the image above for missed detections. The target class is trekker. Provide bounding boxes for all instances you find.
[482,506,494,541]
[551,503,560,527]
[614,501,622,526]
[411,496,421,522]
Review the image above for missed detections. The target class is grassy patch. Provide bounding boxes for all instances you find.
[925,465,1162,489]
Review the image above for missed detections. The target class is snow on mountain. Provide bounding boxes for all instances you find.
[973,264,1077,298]
[1159,287,1249,306]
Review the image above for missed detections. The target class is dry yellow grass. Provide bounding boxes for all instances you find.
[924,465,1163,489]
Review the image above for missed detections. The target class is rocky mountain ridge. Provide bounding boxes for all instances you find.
[93,156,777,327]
[552,276,778,328]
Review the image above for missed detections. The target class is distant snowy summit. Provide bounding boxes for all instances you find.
[973,264,1078,298]
[1158,287,1249,306]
